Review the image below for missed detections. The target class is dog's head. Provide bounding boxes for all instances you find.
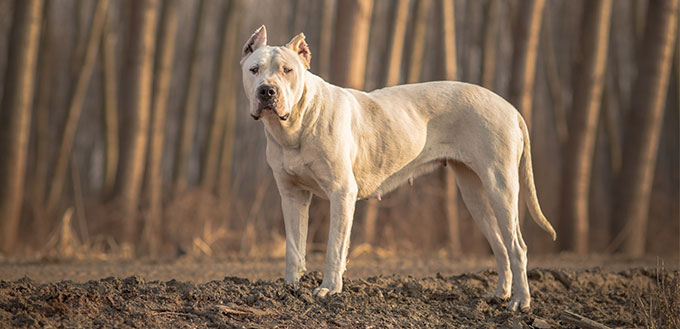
[240,26,311,121]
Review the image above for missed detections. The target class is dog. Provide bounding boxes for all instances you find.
[239,26,556,312]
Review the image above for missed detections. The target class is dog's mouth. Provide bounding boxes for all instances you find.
[251,103,289,121]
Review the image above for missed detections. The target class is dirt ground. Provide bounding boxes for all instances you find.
[0,254,678,328]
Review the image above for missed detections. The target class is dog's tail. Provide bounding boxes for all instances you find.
[518,114,557,240]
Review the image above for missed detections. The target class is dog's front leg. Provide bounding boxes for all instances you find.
[313,184,357,297]
[279,186,313,282]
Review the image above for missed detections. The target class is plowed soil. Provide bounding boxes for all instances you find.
[0,255,677,328]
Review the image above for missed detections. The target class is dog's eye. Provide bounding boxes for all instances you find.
[250,66,259,74]
[283,67,292,74]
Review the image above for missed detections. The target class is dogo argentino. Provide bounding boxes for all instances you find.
[240,26,556,311]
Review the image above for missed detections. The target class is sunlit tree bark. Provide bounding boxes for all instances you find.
[101,9,119,199]
[614,0,678,256]
[31,1,53,241]
[47,0,109,213]
[406,0,431,84]
[508,0,545,130]
[318,0,335,81]
[173,0,208,193]
[216,0,245,201]
[203,0,243,194]
[0,0,43,253]
[142,0,179,256]
[119,0,159,241]
[330,0,373,89]
[480,0,500,90]
[559,0,613,254]
[384,0,408,87]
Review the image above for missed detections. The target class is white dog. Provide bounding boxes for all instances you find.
[240,26,556,312]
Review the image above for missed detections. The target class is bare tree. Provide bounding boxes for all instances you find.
[441,0,460,255]
[318,0,335,81]
[384,0,409,87]
[559,0,613,254]
[203,0,243,193]
[330,0,373,89]
[614,0,678,256]
[216,0,245,201]
[173,0,208,193]
[119,0,159,240]
[541,9,568,147]
[406,0,431,84]
[508,0,545,130]
[46,0,109,213]
[101,9,119,199]
[142,0,179,256]
[480,0,500,89]
[0,0,43,253]
[31,1,53,240]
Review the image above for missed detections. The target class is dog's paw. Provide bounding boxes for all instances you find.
[507,296,530,312]
[489,288,511,299]
[284,270,304,283]
[312,280,342,298]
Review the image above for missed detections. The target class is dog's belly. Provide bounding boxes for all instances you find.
[376,159,442,197]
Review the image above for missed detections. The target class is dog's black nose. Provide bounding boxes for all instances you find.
[257,85,277,99]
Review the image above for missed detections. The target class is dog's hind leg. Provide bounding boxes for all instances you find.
[478,165,531,312]
[452,163,511,299]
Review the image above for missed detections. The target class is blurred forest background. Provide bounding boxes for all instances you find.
[0,0,678,259]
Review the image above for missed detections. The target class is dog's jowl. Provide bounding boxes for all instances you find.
[240,25,556,312]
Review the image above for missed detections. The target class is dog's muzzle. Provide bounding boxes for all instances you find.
[252,84,289,121]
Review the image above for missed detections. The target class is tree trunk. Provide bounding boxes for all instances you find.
[142,0,179,257]
[202,0,242,193]
[289,0,306,35]
[120,0,158,241]
[46,0,109,214]
[406,0,431,84]
[441,0,461,255]
[216,0,245,201]
[480,0,500,89]
[33,1,52,204]
[558,0,613,254]
[541,9,568,147]
[0,0,43,253]
[173,0,208,193]
[318,0,335,81]
[508,0,545,130]
[614,0,678,256]
[101,9,119,199]
[330,0,373,89]
[31,1,53,241]
[384,0,409,87]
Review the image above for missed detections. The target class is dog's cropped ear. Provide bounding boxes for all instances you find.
[285,33,311,69]
[241,25,267,64]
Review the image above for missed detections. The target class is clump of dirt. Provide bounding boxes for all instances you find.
[0,268,673,328]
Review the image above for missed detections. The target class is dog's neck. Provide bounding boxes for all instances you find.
[262,71,321,149]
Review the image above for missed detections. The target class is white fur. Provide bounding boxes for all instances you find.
[240,26,556,312]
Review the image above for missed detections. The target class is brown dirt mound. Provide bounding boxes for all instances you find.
[0,267,675,328]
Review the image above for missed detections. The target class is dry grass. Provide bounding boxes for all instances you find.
[636,260,680,329]
[42,207,133,261]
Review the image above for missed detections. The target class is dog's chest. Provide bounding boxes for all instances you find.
[274,147,326,195]
[281,149,308,176]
